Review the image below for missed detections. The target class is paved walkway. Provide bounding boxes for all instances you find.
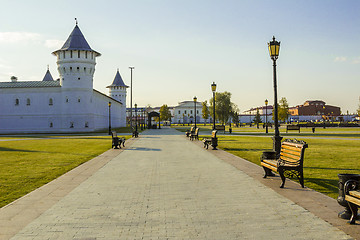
[5,128,353,239]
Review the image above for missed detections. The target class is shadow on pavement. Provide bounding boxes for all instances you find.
[126,147,161,152]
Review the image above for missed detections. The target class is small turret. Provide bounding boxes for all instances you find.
[107,69,128,104]
[42,66,54,81]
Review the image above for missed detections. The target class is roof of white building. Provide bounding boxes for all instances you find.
[0,81,60,88]
[107,69,128,88]
[52,24,101,56]
[93,89,123,105]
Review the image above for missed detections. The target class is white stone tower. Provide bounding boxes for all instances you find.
[51,22,102,130]
[107,69,128,104]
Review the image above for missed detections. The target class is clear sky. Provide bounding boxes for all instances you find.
[0,0,359,114]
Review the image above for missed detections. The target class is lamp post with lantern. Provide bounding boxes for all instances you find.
[265,99,268,134]
[211,82,217,130]
[193,96,197,128]
[268,36,283,155]
[135,103,138,132]
[108,102,112,135]
[129,66,134,129]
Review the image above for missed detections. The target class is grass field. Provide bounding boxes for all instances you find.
[0,135,129,208]
[174,125,360,199]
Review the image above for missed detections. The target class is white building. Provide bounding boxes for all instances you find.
[240,105,274,123]
[0,23,127,134]
[173,101,207,124]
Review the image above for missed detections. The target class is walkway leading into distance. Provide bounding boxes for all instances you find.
[6,128,352,239]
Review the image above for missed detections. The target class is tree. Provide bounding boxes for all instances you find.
[210,91,236,125]
[159,104,171,122]
[202,101,210,125]
[253,109,262,128]
[273,97,289,123]
[230,110,240,127]
[278,97,290,123]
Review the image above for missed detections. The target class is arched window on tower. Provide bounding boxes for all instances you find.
[15,98,19,106]
[85,51,88,59]
[26,98,31,106]
[49,98,53,106]
[63,51,65,58]
[78,51,80,58]
[70,50,73,58]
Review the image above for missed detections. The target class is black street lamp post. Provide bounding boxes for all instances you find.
[268,36,283,155]
[129,66,134,129]
[135,103,138,132]
[265,99,268,134]
[108,102,112,135]
[211,82,217,130]
[193,96,197,128]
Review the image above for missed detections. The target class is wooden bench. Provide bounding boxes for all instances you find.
[190,127,199,141]
[111,132,126,149]
[286,124,300,133]
[215,125,225,133]
[202,130,218,150]
[261,139,308,188]
[186,127,194,138]
[132,130,139,138]
[344,180,360,224]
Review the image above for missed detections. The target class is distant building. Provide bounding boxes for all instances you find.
[241,100,342,123]
[240,105,273,123]
[173,101,206,124]
[289,100,341,116]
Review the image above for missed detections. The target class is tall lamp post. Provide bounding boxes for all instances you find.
[265,99,268,134]
[193,96,197,128]
[268,36,283,155]
[135,103,138,132]
[129,66,135,129]
[108,102,112,135]
[141,108,144,130]
[211,82,217,130]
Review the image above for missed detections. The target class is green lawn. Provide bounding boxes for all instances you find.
[0,135,129,208]
[214,135,360,199]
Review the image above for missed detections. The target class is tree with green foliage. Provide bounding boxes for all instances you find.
[202,101,210,125]
[159,104,172,123]
[210,91,237,125]
[253,109,262,128]
[230,110,240,127]
[273,97,289,123]
[278,97,290,123]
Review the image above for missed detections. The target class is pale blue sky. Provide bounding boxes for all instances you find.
[0,0,359,113]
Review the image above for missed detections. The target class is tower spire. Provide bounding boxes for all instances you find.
[75,18,78,25]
